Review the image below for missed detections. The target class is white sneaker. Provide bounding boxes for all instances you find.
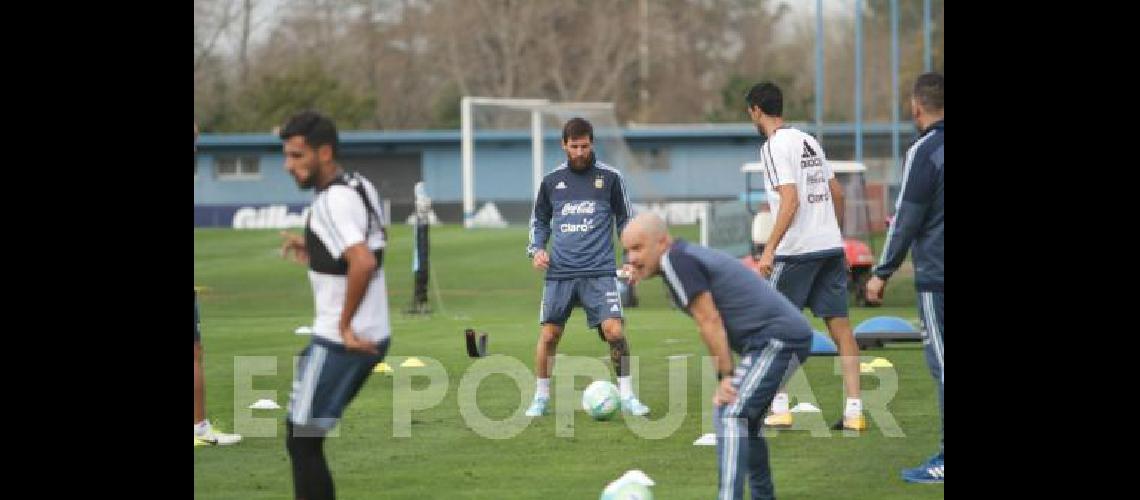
[194,420,242,445]
[524,397,549,417]
[621,397,650,416]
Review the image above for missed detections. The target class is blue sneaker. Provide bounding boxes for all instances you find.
[525,396,549,417]
[621,397,650,416]
[901,453,944,483]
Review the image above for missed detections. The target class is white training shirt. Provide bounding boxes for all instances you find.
[306,175,391,343]
[759,127,844,256]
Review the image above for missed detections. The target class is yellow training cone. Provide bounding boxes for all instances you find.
[868,358,894,369]
[373,362,393,374]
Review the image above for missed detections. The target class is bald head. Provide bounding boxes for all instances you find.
[624,213,668,241]
[621,212,673,281]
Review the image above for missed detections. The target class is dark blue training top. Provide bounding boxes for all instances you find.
[661,239,813,353]
[528,159,631,280]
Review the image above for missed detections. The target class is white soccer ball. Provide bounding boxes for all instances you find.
[582,380,621,420]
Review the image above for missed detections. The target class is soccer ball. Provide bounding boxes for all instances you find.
[582,380,620,420]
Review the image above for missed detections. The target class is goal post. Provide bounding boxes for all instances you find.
[460,97,549,228]
[460,97,632,228]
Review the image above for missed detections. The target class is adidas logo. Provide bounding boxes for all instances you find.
[610,304,620,312]
[555,181,567,189]
[801,141,818,158]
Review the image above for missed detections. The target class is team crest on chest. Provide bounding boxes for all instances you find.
[595,176,604,189]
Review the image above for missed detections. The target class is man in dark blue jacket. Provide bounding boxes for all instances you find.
[622,212,812,500]
[867,72,944,484]
[525,117,649,417]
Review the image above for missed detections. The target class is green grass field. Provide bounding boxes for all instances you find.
[194,225,943,499]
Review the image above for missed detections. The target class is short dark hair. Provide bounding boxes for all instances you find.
[562,117,593,142]
[279,110,339,157]
[913,72,944,112]
[745,82,783,117]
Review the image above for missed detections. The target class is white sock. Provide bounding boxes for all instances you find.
[844,397,863,417]
[771,393,790,414]
[194,420,210,434]
[536,378,550,399]
[618,376,633,400]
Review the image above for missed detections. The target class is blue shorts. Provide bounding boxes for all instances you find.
[287,337,390,432]
[540,276,623,329]
[770,253,848,318]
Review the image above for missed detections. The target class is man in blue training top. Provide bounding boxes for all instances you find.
[621,212,813,500]
[524,117,649,417]
[866,71,944,484]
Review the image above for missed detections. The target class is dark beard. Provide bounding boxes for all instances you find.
[568,152,595,171]
[295,171,316,189]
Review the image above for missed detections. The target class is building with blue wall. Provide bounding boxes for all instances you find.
[194,122,914,227]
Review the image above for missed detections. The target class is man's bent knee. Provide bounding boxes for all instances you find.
[600,319,624,342]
